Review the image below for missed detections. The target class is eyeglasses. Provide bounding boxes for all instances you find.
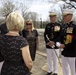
[26,23,32,25]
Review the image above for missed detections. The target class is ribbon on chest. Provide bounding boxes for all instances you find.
[65,27,74,44]
[54,26,60,32]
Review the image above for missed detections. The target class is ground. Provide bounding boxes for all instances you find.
[31,52,63,75]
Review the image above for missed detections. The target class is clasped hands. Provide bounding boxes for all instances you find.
[47,41,65,48]
[47,41,55,48]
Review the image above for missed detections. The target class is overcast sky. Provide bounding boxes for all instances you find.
[26,0,57,21]
[1,0,76,22]
[0,0,55,20]
[0,0,72,21]
[29,3,53,21]
[26,0,76,21]
[18,0,55,21]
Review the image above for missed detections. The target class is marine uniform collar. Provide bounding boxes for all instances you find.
[50,22,57,26]
[51,22,56,24]
[64,21,73,27]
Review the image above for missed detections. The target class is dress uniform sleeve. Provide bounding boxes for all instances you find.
[73,25,76,43]
[44,25,49,44]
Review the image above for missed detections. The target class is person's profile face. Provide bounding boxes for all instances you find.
[63,14,72,23]
[50,16,56,22]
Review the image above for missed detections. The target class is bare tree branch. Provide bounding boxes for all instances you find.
[0,0,15,17]
[62,0,76,9]
[0,0,30,18]
[65,2,76,9]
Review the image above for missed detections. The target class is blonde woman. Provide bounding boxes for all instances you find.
[0,11,33,75]
[22,19,39,61]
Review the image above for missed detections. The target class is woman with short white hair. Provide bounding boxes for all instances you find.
[0,11,33,75]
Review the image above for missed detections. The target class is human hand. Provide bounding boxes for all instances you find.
[59,44,65,48]
[47,41,55,47]
[49,41,55,46]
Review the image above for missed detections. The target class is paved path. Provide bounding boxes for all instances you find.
[31,51,63,75]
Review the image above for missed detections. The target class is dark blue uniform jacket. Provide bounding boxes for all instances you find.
[61,21,76,57]
[44,22,62,49]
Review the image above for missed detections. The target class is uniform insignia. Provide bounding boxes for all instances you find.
[66,27,73,33]
[65,34,73,44]
[54,26,60,31]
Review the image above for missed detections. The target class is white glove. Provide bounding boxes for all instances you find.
[56,42,61,47]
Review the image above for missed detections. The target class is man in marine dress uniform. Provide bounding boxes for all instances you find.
[44,11,62,75]
[59,9,76,75]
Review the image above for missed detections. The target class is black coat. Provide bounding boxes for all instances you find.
[0,23,8,35]
[0,23,8,62]
[44,22,62,49]
[61,21,76,57]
